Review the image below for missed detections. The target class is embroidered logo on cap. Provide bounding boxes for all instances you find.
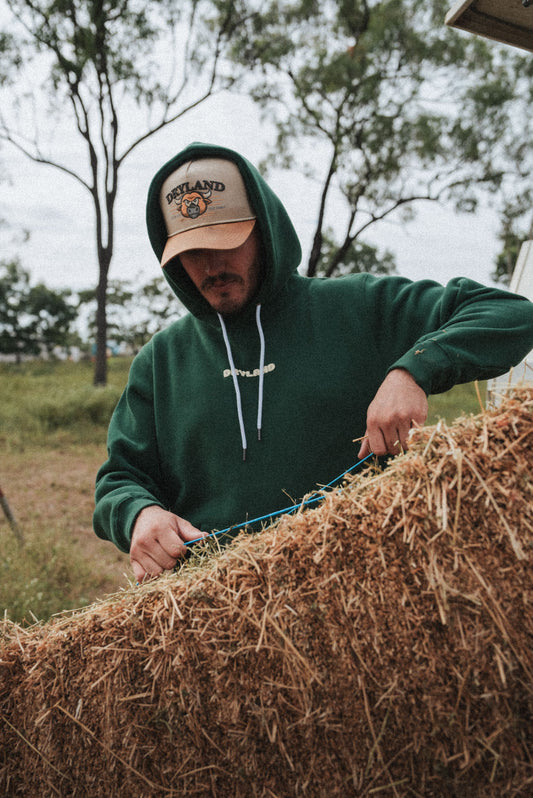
[158,158,256,265]
[179,191,211,219]
[165,179,227,221]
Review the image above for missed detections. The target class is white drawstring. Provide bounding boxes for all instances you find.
[218,304,266,461]
[256,304,265,441]
[218,312,247,460]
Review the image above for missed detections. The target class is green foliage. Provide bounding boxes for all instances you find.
[0,0,245,385]
[491,196,533,287]
[316,231,396,278]
[78,276,184,352]
[230,0,533,278]
[0,30,22,84]
[0,259,78,359]
[0,260,36,358]
[0,260,182,366]
[4,0,190,102]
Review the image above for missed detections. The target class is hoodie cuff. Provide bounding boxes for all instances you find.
[388,341,457,396]
[111,497,165,553]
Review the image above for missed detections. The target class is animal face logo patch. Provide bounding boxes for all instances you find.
[165,180,226,221]
[180,191,211,219]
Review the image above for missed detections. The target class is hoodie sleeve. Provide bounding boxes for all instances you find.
[362,275,533,395]
[93,344,167,553]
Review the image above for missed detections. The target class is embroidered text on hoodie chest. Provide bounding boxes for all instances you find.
[223,363,276,379]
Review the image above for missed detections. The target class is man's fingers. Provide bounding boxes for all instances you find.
[177,518,207,544]
[363,422,390,456]
[131,552,164,583]
[359,369,429,458]
[397,417,414,451]
[131,535,186,582]
[357,435,371,459]
[382,426,401,454]
[130,509,208,583]
[156,526,189,561]
[358,420,414,458]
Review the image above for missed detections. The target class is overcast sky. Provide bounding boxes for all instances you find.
[0,69,504,296]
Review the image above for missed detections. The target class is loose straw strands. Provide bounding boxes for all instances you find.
[1,388,532,797]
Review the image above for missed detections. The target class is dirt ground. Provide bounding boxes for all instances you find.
[0,444,131,598]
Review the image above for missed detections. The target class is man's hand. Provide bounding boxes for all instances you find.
[130,506,206,583]
[358,369,428,458]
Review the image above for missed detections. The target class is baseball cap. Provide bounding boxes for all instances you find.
[159,157,256,268]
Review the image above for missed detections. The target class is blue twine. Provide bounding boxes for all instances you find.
[185,452,374,547]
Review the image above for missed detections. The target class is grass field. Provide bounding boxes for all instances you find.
[0,358,487,625]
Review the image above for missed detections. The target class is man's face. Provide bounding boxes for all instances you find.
[179,228,262,316]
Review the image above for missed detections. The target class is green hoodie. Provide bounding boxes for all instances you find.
[93,142,533,553]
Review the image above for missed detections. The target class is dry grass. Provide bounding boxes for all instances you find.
[0,445,130,623]
[0,388,532,797]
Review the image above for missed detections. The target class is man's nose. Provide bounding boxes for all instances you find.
[204,252,225,275]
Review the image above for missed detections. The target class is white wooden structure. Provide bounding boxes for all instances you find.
[446,2,533,404]
[487,241,533,405]
[446,0,533,53]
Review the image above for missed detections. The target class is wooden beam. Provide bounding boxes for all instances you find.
[446,0,533,54]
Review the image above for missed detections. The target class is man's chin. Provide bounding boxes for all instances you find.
[213,299,247,317]
[205,288,248,316]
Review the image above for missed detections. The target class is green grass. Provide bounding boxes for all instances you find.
[427,380,486,425]
[0,357,131,449]
[0,359,487,626]
[1,358,133,625]
[0,525,110,626]
[0,357,486,448]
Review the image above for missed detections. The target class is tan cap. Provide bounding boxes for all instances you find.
[159,157,256,267]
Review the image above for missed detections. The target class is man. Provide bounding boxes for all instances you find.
[93,142,533,582]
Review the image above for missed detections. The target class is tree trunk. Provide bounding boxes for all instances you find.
[94,269,108,386]
[307,229,323,277]
[306,150,337,277]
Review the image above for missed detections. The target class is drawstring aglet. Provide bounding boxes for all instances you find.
[257,428,262,441]
[242,448,247,462]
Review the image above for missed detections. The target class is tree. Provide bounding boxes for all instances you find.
[78,274,183,353]
[126,277,184,350]
[315,229,396,278]
[231,0,533,278]
[0,259,77,360]
[0,0,247,384]
[491,198,533,287]
[489,59,533,287]
[0,260,36,360]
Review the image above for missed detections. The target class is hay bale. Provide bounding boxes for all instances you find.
[1,389,532,797]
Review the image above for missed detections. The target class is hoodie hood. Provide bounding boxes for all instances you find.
[146,142,302,323]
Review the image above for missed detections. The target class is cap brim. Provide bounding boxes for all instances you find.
[161,220,256,268]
